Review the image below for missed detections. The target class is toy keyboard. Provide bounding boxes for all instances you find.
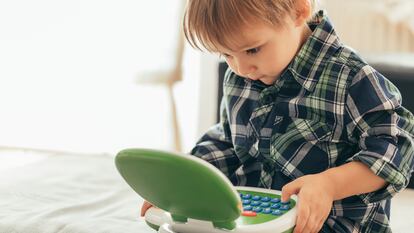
[115,148,297,233]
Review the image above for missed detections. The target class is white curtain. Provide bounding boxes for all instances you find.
[319,0,414,53]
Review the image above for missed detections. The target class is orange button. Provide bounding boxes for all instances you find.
[242,211,257,217]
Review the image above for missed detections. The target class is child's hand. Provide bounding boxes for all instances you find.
[140,200,154,217]
[281,174,335,233]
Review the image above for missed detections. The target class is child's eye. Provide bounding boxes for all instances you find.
[246,47,260,55]
[221,53,232,59]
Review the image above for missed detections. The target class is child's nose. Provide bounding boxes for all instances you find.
[237,62,257,77]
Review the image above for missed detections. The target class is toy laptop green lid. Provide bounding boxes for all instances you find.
[115,148,297,233]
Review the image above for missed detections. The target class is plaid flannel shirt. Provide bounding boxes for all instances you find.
[190,11,414,233]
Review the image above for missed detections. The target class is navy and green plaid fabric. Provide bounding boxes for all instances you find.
[190,11,414,232]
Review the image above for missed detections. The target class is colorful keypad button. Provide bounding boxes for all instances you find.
[252,207,262,213]
[251,201,261,206]
[280,204,290,210]
[242,200,251,205]
[271,198,281,203]
[261,197,271,202]
[260,202,270,208]
[281,200,290,205]
[272,210,283,215]
[238,191,294,217]
[241,194,252,199]
[242,211,257,217]
[271,203,281,209]
[262,208,272,214]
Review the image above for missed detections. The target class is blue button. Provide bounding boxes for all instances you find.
[252,195,261,201]
[252,207,262,213]
[281,200,290,205]
[271,198,280,203]
[280,204,290,210]
[243,205,252,211]
[260,202,270,208]
[242,200,251,205]
[242,194,252,199]
[262,208,272,214]
[272,210,283,215]
[251,201,261,206]
[261,197,271,202]
[271,203,281,209]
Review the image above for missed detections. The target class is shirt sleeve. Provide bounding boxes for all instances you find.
[345,65,414,204]
[190,98,241,180]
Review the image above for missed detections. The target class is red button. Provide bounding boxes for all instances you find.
[242,211,257,217]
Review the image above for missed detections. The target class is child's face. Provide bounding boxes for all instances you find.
[218,16,310,85]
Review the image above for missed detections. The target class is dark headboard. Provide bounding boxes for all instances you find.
[217,54,414,189]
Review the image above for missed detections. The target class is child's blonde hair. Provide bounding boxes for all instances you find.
[183,0,316,52]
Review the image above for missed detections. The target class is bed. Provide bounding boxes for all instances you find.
[0,148,153,233]
[0,147,413,233]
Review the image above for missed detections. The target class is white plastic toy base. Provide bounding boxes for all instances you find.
[145,186,297,233]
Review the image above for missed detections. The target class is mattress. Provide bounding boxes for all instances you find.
[0,149,153,233]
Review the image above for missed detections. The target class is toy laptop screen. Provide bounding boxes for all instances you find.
[115,148,241,223]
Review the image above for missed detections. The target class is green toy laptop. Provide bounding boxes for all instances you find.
[115,148,297,233]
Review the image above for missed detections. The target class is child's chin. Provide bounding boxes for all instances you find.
[260,78,276,85]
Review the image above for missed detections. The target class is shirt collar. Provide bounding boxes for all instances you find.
[281,10,342,92]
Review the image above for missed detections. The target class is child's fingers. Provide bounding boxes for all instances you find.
[281,179,302,202]
[302,213,319,233]
[311,218,325,233]
[140,201,153,217]
[293,202,310,233]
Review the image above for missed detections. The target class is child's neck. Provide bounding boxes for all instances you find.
[294,24,312,56]
[300,24,313,47]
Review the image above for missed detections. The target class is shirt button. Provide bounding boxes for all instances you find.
[253,140,259,150]
[260,95,274,105]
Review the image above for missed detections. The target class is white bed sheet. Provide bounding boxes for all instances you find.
[0,149,413,233]
[0,150,153,233]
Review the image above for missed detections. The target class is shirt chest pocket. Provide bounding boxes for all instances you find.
[270,116,333,179]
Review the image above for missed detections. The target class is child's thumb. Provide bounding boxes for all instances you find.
[281,180,301,202]
[140,201,153,217]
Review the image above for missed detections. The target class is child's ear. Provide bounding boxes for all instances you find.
[293,0,312,27]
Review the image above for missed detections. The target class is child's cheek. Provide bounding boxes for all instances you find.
[225,60,237,74]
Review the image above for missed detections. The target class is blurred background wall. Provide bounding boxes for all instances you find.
[0,0,413,156]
